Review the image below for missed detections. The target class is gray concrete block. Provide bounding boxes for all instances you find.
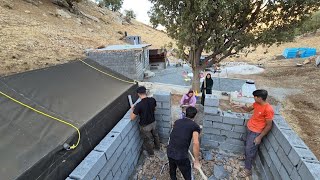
[298,160,320,180]
[114,136,129,160]
[212,122,233,130]
[113,169,122,180]
[94,131,121,160]
[201,137,220,149]
[69,151,107,180]
[203,120,213,127]
[219,142,245,153]
[111,151,126,176]
[155,109,171,115]
[112,118,133,140]
[220,130,242,139]
[290,169,302,180]
[225,138,244,146]
[260,144,272,168]
[269,161,281,180]
[161,102,171,109]
[120,164,130,180]
[263,137,272,151]
[204,106,220,115]
[268,147,282,171]
[94,175,100,180]
[233,125,247,133]
[279,166,291,180]
[209,134,227,142]
[223,116,244,126]
[266,132,279,153]
[203,127,221,135]
[162,115,171,122]
[204,115,223,122]
[288,147,317,166]
[65,177,75,180]
[204,97,219,107]
[278,148,294,175]
[121,151,132,172]
[153,91,171,102]
[273,115,291,129]
[158,127,171,134]
[275,128,307,155]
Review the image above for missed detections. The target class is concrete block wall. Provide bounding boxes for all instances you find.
[86,50,144,81]
[201,95,249,154]
[257,114,320,180]
[67,108,143,180]
[153,91,172,144]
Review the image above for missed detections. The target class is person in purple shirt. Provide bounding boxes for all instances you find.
[179,90,197,118]
[180,90,196,107]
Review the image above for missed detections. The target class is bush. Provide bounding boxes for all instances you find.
[295,11,320,35]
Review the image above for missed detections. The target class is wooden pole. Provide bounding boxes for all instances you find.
[188,150,208,180]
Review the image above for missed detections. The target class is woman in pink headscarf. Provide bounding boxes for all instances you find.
[180,90,196,107]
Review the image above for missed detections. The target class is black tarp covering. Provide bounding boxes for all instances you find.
[0,59,138,180]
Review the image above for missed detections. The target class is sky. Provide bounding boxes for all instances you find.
[121,0,153,25]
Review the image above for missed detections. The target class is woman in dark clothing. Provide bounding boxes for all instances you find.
[201,73,213,105]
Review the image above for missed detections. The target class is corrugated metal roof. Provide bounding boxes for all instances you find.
[99,44,152,51]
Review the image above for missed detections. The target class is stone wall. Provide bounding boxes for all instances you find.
[66,91,172,180]
[154,91,172,144]
[257,113,320,180]
[201,95,249,154]
[202,95,320,180]
[86,50,145,81]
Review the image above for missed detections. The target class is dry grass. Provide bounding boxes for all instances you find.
[0,0,174,76]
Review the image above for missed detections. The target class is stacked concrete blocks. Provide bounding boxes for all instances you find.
[153,91,172,144]
[257,114,320,180]
[67,108,143,180]
[87,50,145,81]
[201,94,249,154]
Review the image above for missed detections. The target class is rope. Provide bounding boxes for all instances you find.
[79,59,137,84]
[0,91,80,150]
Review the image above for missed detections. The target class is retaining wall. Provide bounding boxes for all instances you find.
[257,113,320,180]
[66,91,172,180]
[202,95,320,180]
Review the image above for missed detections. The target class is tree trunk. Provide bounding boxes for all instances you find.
[190,49,202,93]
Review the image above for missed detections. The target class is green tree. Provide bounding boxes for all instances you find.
[124,9,136,22]
[295,11,320,35]
[149,0,320,91]
[102,0,123,12]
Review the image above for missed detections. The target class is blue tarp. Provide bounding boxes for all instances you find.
[283,48,316,58]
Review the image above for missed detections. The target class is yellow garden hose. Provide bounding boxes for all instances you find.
[0,90,80,150]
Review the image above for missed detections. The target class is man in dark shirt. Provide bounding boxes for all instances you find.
[167,106,201,180]
[130,86,160,156]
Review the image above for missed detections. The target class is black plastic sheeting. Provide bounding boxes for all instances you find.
[0,59,138,180]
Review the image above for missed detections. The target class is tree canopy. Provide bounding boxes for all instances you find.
[102,0,123,11]
[149,0,320,90]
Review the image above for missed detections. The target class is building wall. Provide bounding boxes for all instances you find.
[66,91,172,180]
[86,50,145,81]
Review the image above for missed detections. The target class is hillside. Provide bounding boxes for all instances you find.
[0,0,174,76]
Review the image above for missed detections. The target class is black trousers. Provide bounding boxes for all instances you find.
[168,157,191,180]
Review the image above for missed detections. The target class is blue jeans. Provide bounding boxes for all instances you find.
[244,129,261,170]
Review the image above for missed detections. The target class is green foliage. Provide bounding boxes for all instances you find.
[295,11,320,35]
[149,0,320,67]
[124,9,136,22]
[102,0,123,12]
